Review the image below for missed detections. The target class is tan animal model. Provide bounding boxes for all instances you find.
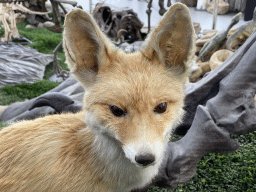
[0,2,50,42]
[0,3,194,192]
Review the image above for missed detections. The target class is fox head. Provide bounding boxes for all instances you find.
[63,3,194,167]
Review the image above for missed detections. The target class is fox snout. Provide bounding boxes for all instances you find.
[135,153,155,166]
[123,141,166,168]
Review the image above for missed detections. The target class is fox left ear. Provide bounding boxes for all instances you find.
[141,3,195,72]
[62,8,118,88]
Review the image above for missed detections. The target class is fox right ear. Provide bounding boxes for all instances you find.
[63,9,118,88]
[141,3,195,73]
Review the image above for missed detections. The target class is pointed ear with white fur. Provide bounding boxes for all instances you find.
[63,9,118,88]
[141,3,195,72]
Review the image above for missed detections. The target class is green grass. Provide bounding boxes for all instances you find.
[0,121,9,130]
[0,20,256,192]
[147,132,256,192]
[0,80,60,105]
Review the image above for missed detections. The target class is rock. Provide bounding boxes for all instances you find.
[0,106,8,121]
[198,60,211,75]
[131,41,143,51]
[207,0,229,15]
[27,14,39,25]
[15,13,26,24]
[193,22,201,37]
[119,42,133,53]
[0,43,53,88]
[189,56,211,82]
[197,0,208,10]
[209,49,233,70]
[49,74,65,83]
[37,22,44,28]
[202,29,219,35]
[227,27,238,38]
[118,41,144,53]
[189,65,202,82]
[43,21,55,28]
[25,24,36,29]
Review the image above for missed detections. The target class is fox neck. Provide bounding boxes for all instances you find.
[90,130,162,192]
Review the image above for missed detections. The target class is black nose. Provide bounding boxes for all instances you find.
[135,154,155,166]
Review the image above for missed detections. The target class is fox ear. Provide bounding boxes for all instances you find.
[63,9,118,88]
[141,3,195,72]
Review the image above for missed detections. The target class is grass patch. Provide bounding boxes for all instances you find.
[0,121,9,130]
[148,132,256,191]
[0,80,60,105]
[17,22,62,53]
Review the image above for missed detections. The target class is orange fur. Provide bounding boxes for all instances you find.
[0,3,195,192]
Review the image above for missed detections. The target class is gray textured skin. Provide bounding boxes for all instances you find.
[226,7,256,51]
[29,92,82,114]
[196,12,242,62]
[0,76,84,122]
[0,43,53,88]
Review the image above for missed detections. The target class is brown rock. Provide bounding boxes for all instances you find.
[207,0,229,15]
[193,22,201,37]
[209,49,233,70]
[227,27,238,38]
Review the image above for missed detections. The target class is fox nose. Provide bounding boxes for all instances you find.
[135,154,155,166]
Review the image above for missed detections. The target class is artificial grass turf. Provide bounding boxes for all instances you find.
[0,20,256,192]
[148,132,256,192]
[0,80,60,105]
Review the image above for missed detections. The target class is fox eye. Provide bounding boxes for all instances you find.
[154,102,167,114]
[109,105,127,117]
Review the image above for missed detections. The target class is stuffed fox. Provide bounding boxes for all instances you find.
[0,3,194,192]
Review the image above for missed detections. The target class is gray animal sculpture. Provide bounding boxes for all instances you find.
[226,7,256,51]
[196,12,242,62]
[29,92,82,114]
